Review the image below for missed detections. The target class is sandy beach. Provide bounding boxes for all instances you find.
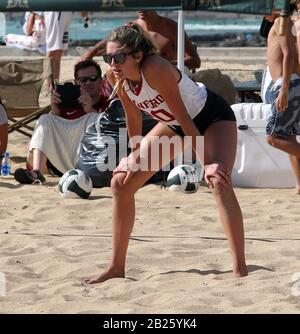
[1,55,300,314]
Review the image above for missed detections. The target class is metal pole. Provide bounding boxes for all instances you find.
[177,10,184,72]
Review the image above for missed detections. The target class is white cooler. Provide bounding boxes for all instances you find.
[231,103,296,188]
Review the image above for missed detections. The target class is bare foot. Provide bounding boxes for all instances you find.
[233,265,248,278]
[82,267,125,284]
[296,186,300,195]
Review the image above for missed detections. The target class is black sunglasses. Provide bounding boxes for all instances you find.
[103,51,135,65]
[76,75,99,83]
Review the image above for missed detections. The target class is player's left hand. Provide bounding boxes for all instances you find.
[204,161,231,188]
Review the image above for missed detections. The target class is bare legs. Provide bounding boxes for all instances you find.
[83,174,151,284]
[289,155,300,194]
[32,148,48,171]
[268,135,300,193]
[84,124,173,284]
[0,123,8,154]
[84,121,248,284]
[204,121,247,277]
[47,49,63,86]
[0,122,8,169]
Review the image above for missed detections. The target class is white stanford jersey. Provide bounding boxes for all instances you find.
[124,69,207,126]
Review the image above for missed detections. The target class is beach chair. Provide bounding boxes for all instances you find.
[0,57,53,137]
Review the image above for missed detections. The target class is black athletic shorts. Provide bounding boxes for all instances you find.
[168,89,236,136]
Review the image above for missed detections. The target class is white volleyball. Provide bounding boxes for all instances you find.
[166,164,202,194]
[58,169,92,199]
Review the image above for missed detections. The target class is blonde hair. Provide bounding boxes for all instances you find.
[107,23,158,98]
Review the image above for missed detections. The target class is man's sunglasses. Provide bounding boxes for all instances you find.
[76,75,99,83]
[103,51,135,65]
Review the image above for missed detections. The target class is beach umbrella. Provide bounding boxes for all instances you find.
[0,0,182,11]
[0,0,285,13]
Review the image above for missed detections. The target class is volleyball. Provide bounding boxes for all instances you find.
[166,164,202,194]
[58,169,92,199]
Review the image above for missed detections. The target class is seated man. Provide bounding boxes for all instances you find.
[0,100,8,169]
[52,59,110,120]
[14,59,110,184]
[81,11,200,71]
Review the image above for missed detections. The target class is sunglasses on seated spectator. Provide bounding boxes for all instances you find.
[76,75,100,83]
[103,51,136,65]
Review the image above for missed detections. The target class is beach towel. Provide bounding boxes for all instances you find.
[4,12,46,54]
[29,112,98,173]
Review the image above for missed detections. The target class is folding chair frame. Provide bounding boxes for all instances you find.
[0,57,54,137]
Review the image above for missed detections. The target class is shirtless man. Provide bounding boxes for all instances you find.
[292,0,300,63]
[264,2,300,193]
[81,11,201,70]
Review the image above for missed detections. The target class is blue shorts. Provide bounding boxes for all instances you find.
[265,75,300,137]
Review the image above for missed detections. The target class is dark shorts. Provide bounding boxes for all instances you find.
[168,89,236,136]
